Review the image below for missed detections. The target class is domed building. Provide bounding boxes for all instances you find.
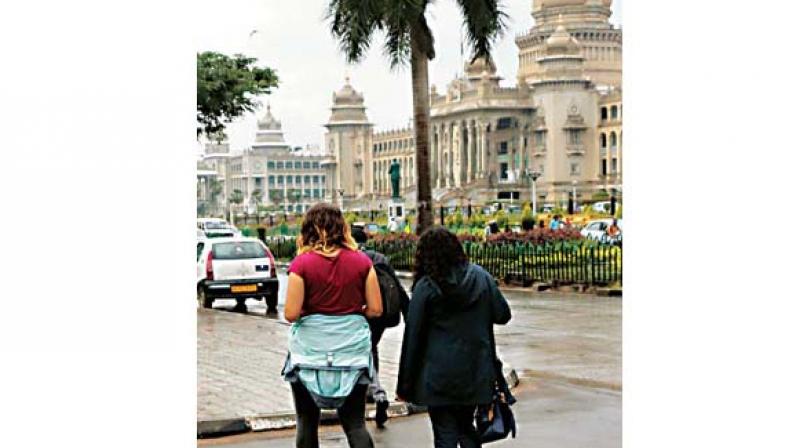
[330,0,622,212]
[517,0,621,88]
[203,0,622,217]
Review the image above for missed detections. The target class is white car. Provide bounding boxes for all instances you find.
[197,218,240,238]
[196,237,279,314]
[592,201,612,213]
[580,218,622,243]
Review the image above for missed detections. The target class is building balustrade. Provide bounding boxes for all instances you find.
[566,144,586,156]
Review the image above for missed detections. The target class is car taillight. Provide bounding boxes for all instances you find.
[206,250,214,281]
[266,249,277,278]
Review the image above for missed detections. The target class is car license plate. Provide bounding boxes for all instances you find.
[231,284,257,293]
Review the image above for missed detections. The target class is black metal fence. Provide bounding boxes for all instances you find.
[263,239,622,286]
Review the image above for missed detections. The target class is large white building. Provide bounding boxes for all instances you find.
[198,0,622,215]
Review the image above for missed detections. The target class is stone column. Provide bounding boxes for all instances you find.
[450,122,457,188]
[484,124,492,181]
[454,122,462,188]
[436,125,443,189]
[477,123,484,178]
[466,122,473,184]
[432,127,440,189]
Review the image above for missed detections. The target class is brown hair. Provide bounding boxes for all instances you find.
[413,226,468,288]
[296,203,357,256]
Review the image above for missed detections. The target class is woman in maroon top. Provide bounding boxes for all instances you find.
[284,203,382,448]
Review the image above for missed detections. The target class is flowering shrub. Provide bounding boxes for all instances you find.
[486,227,583,245]
[371,232,419,243]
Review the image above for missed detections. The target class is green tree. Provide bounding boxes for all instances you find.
[251,188,263,205]
[269,189,284,204]
[209,179,223,203]
[229,189,244,205]
[197,51,279,139]
[325,0,507,235]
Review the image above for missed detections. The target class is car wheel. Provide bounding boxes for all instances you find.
[198,285,212,309]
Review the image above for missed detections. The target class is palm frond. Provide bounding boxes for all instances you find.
[454,0,508,60]
[325,0,385,63]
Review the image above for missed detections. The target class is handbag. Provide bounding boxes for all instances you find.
[475,357,517,443]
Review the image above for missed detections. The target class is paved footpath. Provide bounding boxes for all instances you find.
[198,309,404,423]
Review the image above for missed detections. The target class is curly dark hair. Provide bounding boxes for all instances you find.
[413,226,468,288]
[297,203,357,255]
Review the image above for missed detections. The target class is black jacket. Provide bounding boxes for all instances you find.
[396,263,511,407]
[363,249,410,322]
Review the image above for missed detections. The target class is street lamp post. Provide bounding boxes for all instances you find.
[572,180,578,214]
[523,169,542,214]
[337,189,345,210]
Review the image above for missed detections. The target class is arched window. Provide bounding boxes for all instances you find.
[600,133,607,148]
[610,132,617,149]
[611,105,618,120]
[601,107,608,121]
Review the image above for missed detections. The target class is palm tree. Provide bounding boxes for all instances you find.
[325,0,507,234]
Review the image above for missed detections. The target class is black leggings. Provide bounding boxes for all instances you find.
[428,405,481,448]
[291,381,374,448]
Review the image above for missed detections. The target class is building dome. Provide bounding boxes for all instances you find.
[257,104,281,131]
[253,104,289,148]
[545,24,581,56]
[332,76,365,105]
[327,76,370,125]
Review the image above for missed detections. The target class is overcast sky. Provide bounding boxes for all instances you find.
[196,0,622,154]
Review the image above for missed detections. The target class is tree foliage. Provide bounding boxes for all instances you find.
[325,0,507,235]
[229,189,244,205]
[197,51,279,139]
[325,0,506,68]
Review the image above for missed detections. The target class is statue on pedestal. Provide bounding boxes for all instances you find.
[389,159,401,198]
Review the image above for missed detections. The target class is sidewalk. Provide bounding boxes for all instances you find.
[198,308,408,436]
[198,308,516,437]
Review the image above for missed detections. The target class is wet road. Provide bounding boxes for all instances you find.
[200,267,621,446]
[209,269,622,389]
[199,381,621,448]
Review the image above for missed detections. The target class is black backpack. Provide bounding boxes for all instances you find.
[364,251,407,328]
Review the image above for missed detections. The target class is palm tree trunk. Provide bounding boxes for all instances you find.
[411,40,434,235]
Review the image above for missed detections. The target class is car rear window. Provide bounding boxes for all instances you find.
[204,222,229,229]
[212,242,267,259]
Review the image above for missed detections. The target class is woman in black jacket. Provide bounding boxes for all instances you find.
[397,227,511,448]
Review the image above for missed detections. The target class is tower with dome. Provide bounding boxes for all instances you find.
[199,0,622,216]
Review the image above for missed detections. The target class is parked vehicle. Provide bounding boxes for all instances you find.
[352,221,381,234]
[197,218,240,238]
[580,218,622,244]
[592,201,612,213]
[196,237,279,313]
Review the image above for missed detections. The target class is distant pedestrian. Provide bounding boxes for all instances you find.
[351,227,409,428]
[282,203,383,448]
[538,220,545,229]
[607,219,620,237]
[549,215,561,230]
[397,226,512,448]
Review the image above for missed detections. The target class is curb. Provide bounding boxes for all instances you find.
[198,368,519,439]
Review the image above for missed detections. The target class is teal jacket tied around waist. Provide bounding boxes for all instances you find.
[282,314,373,409]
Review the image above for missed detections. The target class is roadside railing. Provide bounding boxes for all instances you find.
[262,238,622,286]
